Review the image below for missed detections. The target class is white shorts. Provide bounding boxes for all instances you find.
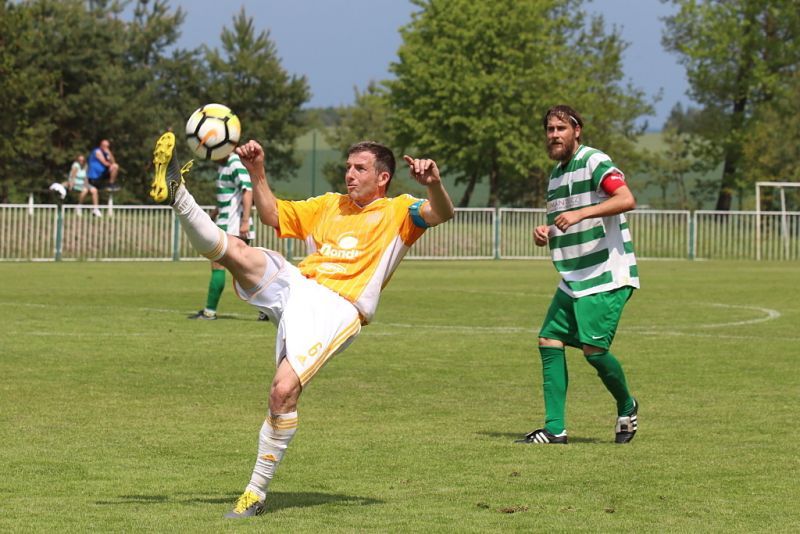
[233,249,362,386]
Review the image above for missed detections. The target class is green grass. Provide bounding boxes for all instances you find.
[1,260,798,532]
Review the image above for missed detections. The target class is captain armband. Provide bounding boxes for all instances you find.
[409,200,429,229]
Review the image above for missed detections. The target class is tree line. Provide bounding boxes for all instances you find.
[0,0,308,204]
[2,0,798,209]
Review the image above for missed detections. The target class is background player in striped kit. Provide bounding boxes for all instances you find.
[187,152,258,321]
[517,105,639,445]
[149,133,454,517]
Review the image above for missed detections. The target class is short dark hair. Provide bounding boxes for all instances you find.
[347,141,396,189]
[542,105,584,139]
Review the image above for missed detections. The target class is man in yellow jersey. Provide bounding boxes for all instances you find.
[149,132,455,518]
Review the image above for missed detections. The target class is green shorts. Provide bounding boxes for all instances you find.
[538,286,634,349]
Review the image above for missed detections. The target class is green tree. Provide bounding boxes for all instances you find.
[741,71,800,184]
[204,8,310,183]
[111,0,194,202]
[640,126,713,209]
[663,0,800,210]
[0,0,196,203]
[0,0,103,200]
[321,83,393,191]
[636,102,720,209]
[1,1,310,205]
[742,71,800,210]
[0,0,53,201]
[388,0,652,207]
[321,82,428,197]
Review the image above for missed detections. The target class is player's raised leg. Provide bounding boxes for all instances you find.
[149,132,266,287]
[150,132,184,205]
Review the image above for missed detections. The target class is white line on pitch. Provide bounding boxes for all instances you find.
[695,303,781,328]
[2,301,782,336]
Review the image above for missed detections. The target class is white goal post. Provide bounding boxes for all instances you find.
[755,181,800,260]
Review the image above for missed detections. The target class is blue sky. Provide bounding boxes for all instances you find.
[160,0,690,130]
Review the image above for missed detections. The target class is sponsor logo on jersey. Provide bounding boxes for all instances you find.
[320,233,360,260]
[547,196,584,213]
[317,262,346,274]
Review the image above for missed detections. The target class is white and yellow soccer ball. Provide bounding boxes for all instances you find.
[185,103,241,160]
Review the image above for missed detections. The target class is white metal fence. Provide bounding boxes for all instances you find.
[1,204,798,261]
[694,210,800,261]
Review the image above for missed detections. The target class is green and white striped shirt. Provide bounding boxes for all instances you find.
[546,145,639,298]
[215,153,254,239]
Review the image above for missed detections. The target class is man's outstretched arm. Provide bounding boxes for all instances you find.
[237,141,279,229]
[403,155,455,227]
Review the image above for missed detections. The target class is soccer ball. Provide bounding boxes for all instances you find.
[185,103,241,160]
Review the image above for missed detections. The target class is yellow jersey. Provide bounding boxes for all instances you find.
[276,192,427,323]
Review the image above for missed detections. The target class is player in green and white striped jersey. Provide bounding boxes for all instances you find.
[188,152,256,321]
[517,105,638,445]
[214,153,254,241]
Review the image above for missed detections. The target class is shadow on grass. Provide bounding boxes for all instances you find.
[478,431,602,444]
[216,315,266,322]
[184,314,261,322]
[262,492,383,513]
[96,491,383,512]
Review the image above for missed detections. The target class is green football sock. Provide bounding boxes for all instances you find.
[205,268,226,312]
[584,350,634,416]
[539,346,568,435]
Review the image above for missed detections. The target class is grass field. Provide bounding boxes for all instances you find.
[1,259,798,532]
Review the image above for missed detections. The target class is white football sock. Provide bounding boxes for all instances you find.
[245,411,298,500]
[171,185,227,261]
